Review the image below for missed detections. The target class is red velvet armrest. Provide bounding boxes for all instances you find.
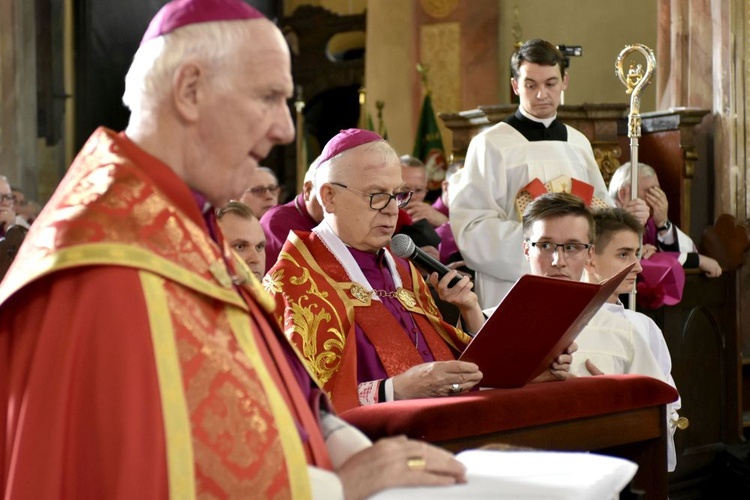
[339,375,678,443]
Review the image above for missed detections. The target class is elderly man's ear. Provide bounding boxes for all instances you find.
[173,62,204,122]
[302,180,314,201]
[319,183,337,213]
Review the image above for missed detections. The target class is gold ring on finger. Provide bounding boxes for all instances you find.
[406,456,426,471]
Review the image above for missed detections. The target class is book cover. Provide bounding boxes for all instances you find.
[458,264,633,388]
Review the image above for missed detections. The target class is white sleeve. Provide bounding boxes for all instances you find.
[308,466,344,500]
[320,412,373,469]
[674,224,697,252]
[449,130,526,284]
[626,321,667,382]
[309,413,375,499]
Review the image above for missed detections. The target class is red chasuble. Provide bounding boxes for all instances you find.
[0,127,330,499]
[265,231,471,412]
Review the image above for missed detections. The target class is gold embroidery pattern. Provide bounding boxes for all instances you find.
[164,265,292,496]
[349,283,371,304]
[2,129,231,302]
[282,271,344,386]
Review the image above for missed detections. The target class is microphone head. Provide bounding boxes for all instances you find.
[390,233,416,258]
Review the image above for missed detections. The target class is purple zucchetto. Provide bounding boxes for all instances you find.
[317,129,384,166]
[141,0,265,45]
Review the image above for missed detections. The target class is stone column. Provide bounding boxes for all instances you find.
[656,0,749,222]
[0,1,37,197]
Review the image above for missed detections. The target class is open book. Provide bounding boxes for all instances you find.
[458,264,634,388]
[371,449,638,500]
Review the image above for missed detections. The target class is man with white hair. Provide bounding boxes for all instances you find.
[609,161,721,277]
[0,1,468,498]
[266,128,573,413]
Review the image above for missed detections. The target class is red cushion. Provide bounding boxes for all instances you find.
[340,375,678,442]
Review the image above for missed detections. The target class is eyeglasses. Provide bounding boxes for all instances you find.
[0,194,14,204]
[330,182,413,210]
[528,240,592,257]
[246,185,281,197]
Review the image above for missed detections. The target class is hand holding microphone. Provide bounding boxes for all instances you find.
[390,234,462,288]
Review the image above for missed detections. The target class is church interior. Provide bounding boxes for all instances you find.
[2,0,750,498]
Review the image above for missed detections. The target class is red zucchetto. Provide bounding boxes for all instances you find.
[318,129,384,165]
[141,0,265,44]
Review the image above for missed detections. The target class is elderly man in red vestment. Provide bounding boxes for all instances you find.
[265,129,574,412]
[0,1,470,498]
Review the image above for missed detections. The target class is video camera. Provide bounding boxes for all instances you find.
[556,44,583,68]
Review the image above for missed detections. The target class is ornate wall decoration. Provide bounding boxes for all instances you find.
[420,0,459,18]
[592,142,622,186]
[420,22,461,150]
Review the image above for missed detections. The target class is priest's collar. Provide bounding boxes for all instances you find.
[518,105,556,127]
[505,108,568,142]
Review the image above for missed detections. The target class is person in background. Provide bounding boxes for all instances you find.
[400,154,448,227]
[261,158,324,270]
[586,206,681,471]
[9,186,30,228]
[0,2,469,497]
[609,161,721,277]
[0,176,16,236]
[434,161,465,266]
[239,165,281,218]
[265,128,573,413]
[216,201,267,281]
[449,39,636,309]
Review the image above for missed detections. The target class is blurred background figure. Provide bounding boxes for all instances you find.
[10,186,32,228]
[216,201,267,281]
[0,176,16,236]
[609,162,721,278]
[399,154,448,227]
[261,159,324,270]
[238,165,281,218]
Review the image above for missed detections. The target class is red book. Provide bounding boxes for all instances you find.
[459,264,634,388]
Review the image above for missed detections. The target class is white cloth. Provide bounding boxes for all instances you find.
[310,412,375,499]
[572,308,665,379]
[372,450,637,500]
[660,223,697,266]
[572,307,678,471]
[602,302,681,471]
[449,121,612,308]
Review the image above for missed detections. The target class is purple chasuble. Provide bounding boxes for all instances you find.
[261,193,318,270]
[432,197,450,217]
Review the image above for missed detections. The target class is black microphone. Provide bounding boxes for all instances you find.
[390,234,463,287]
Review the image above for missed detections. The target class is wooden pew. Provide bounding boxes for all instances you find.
[638,214,750,497]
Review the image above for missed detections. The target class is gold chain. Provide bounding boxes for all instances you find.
[372,289,399,298]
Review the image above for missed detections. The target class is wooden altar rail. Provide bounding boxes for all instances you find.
[342,375,677,499]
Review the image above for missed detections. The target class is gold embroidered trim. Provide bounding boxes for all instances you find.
[141,271,196,500]
[0,243,247,310]
[226,307,311,499]
[349,283,417,308]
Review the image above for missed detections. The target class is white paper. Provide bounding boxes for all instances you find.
[371,450,638,500]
